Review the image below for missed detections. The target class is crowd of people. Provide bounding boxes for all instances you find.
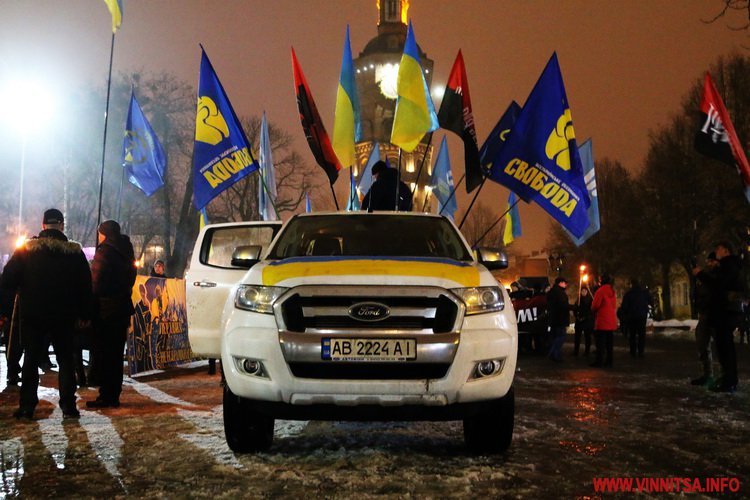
[0,209,137,419]
[511,243,746,393]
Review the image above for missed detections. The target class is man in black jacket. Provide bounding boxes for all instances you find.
[693,242,745,392]
[361,160,413,212]
[0,208,92,419]
[620,279,653,357]
[86,220,137,408]
[546,277,571,362]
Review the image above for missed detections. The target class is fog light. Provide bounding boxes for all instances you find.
[243,359,261,374]
[478,361,496,377]
[473,359,504,379]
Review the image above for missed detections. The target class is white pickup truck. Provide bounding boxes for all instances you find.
[186,212,517,454]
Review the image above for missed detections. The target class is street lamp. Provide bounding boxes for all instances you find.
[3,79,55,238]
[578,264,588,305]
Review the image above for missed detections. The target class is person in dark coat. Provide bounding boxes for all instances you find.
[691,252,718,386]
[619,279,653,357]
[693,241,744,392]
[573,286,594,356]
[0,208,92,419]
[86,220,137,408]
[546,277,571,362]
[361,160,413,212]
[591,274,617,367]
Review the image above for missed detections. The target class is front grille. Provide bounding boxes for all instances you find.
[288,362,450,380]
[278,288,460,334]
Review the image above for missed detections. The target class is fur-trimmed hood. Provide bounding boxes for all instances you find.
[25,235,82,255]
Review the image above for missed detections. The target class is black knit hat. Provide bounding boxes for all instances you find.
[43,208,64,225]
[98,219,121,239]
[554,277,567,285]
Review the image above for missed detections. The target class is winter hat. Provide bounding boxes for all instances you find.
[554,277,567,285]
[371,160,388,176]
[707,251,717,261]
[98,219,121,239]
[43,208,64,225]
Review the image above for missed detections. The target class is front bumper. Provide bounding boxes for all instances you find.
[221,307,517,413]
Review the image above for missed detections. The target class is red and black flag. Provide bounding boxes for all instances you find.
[695,72,750,202]
[292,47,342,185]
[437,50,482,193]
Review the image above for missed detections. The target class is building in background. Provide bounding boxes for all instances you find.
[354,0,434,209]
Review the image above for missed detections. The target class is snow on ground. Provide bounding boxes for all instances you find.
[0,333,747,498]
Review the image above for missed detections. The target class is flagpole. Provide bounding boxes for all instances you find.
[410,132,434,200]
[458,176,487,229]
[473,197,520,247]
[396,149,403,211]
[249,135,280,219]
[349,167,355,211]
[330,182,340,210]
[435,174,465,214]
[116,165,126,221]
[96,32,116,232]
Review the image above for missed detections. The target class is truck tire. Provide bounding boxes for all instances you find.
[223,385,274,453]
[463,387,514,454]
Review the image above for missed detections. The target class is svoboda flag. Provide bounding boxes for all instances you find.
[192,48,259,210]
[487,53,590,238]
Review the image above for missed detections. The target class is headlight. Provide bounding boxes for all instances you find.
[234,285,287,314]
[451,286,505,315]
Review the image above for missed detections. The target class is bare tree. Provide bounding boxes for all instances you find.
[705,0,750,31]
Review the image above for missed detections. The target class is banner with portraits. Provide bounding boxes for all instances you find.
[127,276,195,375]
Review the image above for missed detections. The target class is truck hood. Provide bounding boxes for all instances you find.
[250,256,487,289]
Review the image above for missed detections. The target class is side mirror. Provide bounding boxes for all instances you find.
[231,245,262,268]
[477,247,508,270]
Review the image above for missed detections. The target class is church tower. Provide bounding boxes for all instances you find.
[353,0,434,209]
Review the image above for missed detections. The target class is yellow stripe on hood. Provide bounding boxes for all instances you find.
[262,257,479,287]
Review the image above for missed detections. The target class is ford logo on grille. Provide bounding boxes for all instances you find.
[348,302,390,322]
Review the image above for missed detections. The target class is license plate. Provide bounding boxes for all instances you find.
[321,338,417,361]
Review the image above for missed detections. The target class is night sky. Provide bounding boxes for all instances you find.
[0,0,745,253]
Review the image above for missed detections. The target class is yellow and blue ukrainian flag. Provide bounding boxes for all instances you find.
[390,21,439,152]
[502,191,522,246]
[332,25,362,170]
[103,0,123,33]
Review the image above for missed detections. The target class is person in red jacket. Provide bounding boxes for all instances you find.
[591,274,617,367]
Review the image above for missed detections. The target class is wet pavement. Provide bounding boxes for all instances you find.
[0,330,748,498]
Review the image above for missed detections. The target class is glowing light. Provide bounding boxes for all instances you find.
[376,63,399,99]
[582,274,589,283]
[432,84,445,100]
[2,79,55,134]
[15,236,26,248]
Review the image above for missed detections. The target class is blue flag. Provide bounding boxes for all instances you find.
[122,91,166,197]
[564,140,600,246]
[259,112,277,221]
[487,53,590,238]
[480,101,521,169]
[193,48,259,210]
[346,173,360,211]
[430,136,457,220]
[357,142,380,197]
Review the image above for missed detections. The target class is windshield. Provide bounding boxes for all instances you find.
[267,214,473,261]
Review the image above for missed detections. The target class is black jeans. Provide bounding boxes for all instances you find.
[92,314,129,403]
[627,318,647,356]
[574,321,592,355]
[594,330,613,366]
[713,313,740,387]
[19,320,77,413]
